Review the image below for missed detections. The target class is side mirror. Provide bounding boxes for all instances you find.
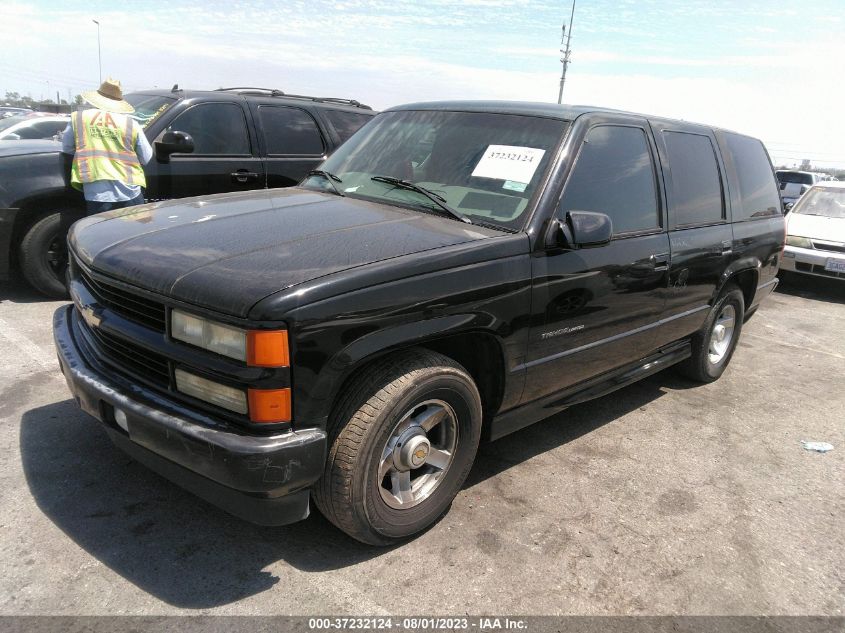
[568,210,613,246]
[784,202,794,213]
[155,130,194,163]
[6,133,21,140]
[547,210,613,249]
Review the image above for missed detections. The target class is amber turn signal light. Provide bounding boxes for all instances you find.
[248,388,292,423]
[246,330,289,367]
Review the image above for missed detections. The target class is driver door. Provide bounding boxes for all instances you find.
[144,101,265,200]
[522,118,670,403]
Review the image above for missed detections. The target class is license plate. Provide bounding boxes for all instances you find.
[824,259,845,273]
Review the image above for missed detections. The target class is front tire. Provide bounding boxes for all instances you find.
[678,284,745,383]
[19,212,71,298]
[313,349,482,545]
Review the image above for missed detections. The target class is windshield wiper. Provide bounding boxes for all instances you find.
[306,170,345,197]
[371,176,472,224]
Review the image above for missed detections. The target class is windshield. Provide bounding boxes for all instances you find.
[303,110,568,230]
[792,187,845,219]
[125,93,177,129]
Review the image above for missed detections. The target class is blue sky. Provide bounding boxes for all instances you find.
[2,0,843,167]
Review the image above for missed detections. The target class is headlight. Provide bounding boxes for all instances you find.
[785,236,813,249]
[171,309,289,366]
[175,368,248,414]
[172,309,247,361]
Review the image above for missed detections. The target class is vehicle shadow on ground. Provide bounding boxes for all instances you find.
[776,272,845,305]
[20,372,673,608]
[0,279,57,304]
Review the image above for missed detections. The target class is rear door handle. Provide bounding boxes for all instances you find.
[231,170,259,183]
[721,239,733,255]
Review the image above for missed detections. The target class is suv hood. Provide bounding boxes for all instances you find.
[70,188,499,317]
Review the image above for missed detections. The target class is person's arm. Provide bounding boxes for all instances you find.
[134,122,153,166]
[60,122,74,189]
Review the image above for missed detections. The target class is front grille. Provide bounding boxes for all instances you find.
[78,266,166,332]
[84,324,171,387]
[796,262,845,279]
[812,241,845,254]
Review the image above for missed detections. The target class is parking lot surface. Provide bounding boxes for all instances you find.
[0,274,842,615]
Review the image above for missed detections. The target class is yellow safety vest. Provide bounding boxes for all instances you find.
[70,109,146,190]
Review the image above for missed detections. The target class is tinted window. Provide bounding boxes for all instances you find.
[324,109,373,143]
[776,171,814,185]
[664,131,723,226]
[724,133,780,220]
[167,103,250,155]
[257,106,324,155]
[559,125,659,234]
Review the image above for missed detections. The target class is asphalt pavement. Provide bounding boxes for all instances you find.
[0,273,842,615]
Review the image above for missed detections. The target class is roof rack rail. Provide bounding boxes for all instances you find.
[215,87,372,110]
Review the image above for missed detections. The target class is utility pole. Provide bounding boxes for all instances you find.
[557,0,576,104]
[93,19,102,83]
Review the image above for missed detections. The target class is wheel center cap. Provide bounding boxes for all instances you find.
[396,434,431,470]
[714,325,725,341]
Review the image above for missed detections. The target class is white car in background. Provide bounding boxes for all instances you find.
[781,181,845,280]
[776,170,828,208]
[0,113,69,141]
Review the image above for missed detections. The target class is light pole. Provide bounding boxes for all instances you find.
[557,0,576,104]
[92,19,102,83]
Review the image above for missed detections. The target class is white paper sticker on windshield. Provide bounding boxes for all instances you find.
[471,145,546,184]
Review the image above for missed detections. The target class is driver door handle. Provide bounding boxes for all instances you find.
[231,170,259,183]
[651,252,670,271]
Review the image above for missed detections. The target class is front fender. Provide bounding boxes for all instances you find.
[0,207,20,280]
[297,314,496,427]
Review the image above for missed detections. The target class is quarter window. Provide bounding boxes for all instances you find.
[663,131,723,226]
[723,133,781,220]
[167,103,251,155]
[559,125,659,234]
[257,106,324,155]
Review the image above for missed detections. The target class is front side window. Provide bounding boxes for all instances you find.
[303,110,568,229]
[663,131,723,226]
[723,133,780,220]
[257,106,324,155]
[558,125,659,235]
[166,102,251,155]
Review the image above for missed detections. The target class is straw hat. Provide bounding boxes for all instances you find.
[82,78,135,114]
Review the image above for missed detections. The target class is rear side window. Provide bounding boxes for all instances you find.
[324,110,373,143]
[724,133,780,220]
[663,131,723,226]
[257,106,324,155]
[559,125,660,235]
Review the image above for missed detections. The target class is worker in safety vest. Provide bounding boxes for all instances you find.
[61,78,152,214]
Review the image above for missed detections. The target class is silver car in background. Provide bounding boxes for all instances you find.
[781,181,845,280]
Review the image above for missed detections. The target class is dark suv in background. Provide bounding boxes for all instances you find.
[0,87,376,296]
[55,101,784,545]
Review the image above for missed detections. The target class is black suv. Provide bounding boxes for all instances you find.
[54,101,784,545]
[0,87,375,297]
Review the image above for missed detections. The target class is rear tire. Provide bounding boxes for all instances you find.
[19,212,71,298]
[678,285,745,383]
[313,349,482,545]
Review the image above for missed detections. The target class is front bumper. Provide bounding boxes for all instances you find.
[53,304,327,525]
[781,245,845,280]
